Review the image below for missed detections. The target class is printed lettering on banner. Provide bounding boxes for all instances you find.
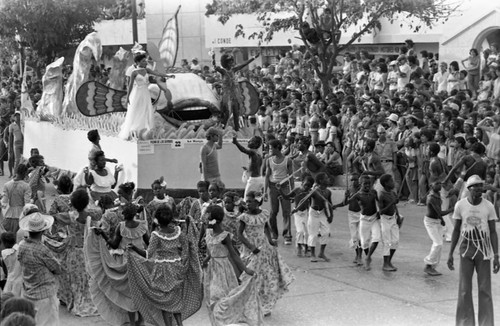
[137,142,154,155]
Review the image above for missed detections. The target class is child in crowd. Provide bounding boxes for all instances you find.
[0,232,22,295]
[0,297,36,321]
[424,181,454,276]
[97,194,121,239]
[307,172,333,262]
[96,202,149,253]
[27,154,50,212]
[333,173,363,265]
[145,177,175,232]
[345,174,380,270]
[282,175,314,257]
[221,191,243,254]
[477,72,492,101]
[203,205,262,326]
[377,174,400,271]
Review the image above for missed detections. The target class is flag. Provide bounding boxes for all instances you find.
[21,60,34,111]
[157,5,180,69]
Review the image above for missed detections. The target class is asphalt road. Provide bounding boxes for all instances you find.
[4,174,499,326]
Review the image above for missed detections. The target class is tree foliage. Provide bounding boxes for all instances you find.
[206,0,459,94]
[0,0,106,65]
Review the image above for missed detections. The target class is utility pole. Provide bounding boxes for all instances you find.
[131,0,138,44]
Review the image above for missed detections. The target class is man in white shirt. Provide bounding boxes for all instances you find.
[396,55,411,92]
[447,175,499,326]
[432,62,449,95]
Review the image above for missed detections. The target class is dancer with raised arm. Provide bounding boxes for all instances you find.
[211,50,259,130]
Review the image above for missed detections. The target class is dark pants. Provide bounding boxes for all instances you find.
[269,181,292,241]
[456,249,494,326]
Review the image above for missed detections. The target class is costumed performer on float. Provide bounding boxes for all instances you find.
[119,53,175,140]
[211,50,259,131]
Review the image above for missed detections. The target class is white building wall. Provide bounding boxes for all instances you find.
[95,0,500,67]
[94,19,148,46]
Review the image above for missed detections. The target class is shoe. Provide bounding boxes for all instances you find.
[417,202,425,206]
[408,199,416,204]
[284,239,292,245]
[424,265,442,276]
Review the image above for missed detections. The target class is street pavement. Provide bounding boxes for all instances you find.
[3,173,499,326]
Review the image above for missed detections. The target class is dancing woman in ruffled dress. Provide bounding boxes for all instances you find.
[127,204,202,326]
[238,191,295,316]
[118,53,175,140]
[91,202,149,326]
[203,205,263,326]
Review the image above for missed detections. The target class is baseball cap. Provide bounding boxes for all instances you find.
[387,113,399,122]
[466,175,484,188]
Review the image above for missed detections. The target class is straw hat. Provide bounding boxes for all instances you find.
[19,212,54,232]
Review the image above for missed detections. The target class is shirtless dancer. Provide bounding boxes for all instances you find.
[308,172,333,262]
[345,174,381,270]
[233,136,263,197]
[428,142,453,241]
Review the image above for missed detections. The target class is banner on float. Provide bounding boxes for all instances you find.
[137,139,250,190]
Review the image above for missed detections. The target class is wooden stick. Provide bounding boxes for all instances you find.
[277,166,304,186]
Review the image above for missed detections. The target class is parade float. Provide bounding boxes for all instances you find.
[25,26,261,195]
[26,9,344,197]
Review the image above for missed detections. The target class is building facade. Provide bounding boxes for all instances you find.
[94,0,500,69]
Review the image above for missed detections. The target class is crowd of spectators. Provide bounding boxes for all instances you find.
[100,0,145,21]
[199,40,500,210]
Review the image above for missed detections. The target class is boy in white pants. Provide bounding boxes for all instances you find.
[281,176,314,257]
[307,172,333,262]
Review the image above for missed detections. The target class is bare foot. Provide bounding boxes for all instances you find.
[311,256,318,262]
[355,256,363,266]
[364,257,372,270]
[296,246,302,257]
[318,254,330,262]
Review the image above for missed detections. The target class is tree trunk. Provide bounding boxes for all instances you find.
[319,75,331,97]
